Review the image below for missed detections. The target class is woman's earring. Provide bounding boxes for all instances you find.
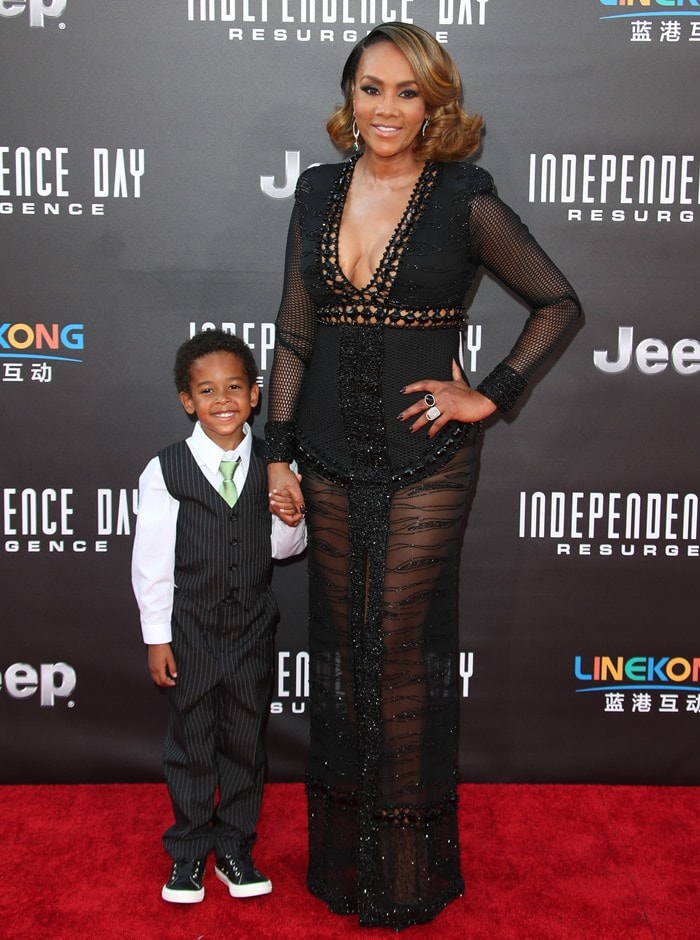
[352,115,360,152]
[422,117,430,137]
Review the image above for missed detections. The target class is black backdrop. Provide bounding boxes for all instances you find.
[1,0,698,784]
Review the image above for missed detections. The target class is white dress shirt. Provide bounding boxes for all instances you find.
[132,422,306,644]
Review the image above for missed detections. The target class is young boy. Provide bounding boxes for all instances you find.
[132,329,305,904]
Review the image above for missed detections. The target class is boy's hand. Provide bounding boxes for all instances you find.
[268,462,305,526]
[147,643,177,687]
[270,487,301,521]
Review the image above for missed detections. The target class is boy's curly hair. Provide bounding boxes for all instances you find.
[174,329,259,394]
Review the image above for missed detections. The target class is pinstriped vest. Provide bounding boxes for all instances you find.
[158,436,273,612]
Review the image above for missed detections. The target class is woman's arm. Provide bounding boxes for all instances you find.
[400,189,581,435]
[469,192,582,412]
[266,179,318,519]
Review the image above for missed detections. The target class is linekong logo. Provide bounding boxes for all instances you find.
[0,323,83,361]
[574,655,700,692]
[600,0,700,11]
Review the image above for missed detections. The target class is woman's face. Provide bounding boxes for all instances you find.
[352,41,427,161]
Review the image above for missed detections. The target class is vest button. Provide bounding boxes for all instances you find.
[229,563,237,571]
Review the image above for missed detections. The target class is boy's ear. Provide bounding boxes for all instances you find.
[179,390,196,414]
[249,383,260,408]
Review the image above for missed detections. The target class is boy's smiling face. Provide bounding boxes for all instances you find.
[179,350,259,450]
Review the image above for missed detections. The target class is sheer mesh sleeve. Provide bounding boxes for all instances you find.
[469,193,581,412]
[265,191,318,461]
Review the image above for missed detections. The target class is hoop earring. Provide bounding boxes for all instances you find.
[422,117,430,137]
[352,115,360,152]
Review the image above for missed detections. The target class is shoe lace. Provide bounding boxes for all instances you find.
[222,853,259,878]
[172,859,203,880]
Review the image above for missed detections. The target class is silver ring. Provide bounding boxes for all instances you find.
[424,394,436,407]
[425,405,441,421]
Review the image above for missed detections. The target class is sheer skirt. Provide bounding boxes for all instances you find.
[302,441,478,929]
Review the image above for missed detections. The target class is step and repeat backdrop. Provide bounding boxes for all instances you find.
[1,1,698,785]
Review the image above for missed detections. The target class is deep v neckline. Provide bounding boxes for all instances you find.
[328,156,437,298]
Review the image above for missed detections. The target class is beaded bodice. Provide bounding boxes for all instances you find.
[317,157,463,329]
[266,157,581,463]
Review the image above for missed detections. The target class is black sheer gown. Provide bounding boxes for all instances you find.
[266,156,580,929]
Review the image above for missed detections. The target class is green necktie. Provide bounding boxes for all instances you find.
[219,457,240,508]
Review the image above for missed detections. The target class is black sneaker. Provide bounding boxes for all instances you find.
[162,858,206,903]
[215,853,272,898]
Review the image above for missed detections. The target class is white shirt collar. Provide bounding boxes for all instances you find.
[190,421,252,475]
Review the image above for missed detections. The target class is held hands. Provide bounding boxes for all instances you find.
[399,359,497,438]
[148,643,177,688]
[267,361,493,517]
[268,462,305,526]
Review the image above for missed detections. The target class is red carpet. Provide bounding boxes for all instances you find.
[1,782,697,939]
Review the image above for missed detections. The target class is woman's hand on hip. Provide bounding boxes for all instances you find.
[399,359,497,438]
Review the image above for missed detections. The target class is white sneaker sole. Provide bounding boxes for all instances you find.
[161,884,205,903]
[215,865,272,898]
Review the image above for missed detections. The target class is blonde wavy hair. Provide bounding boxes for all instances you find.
[326,22,483,162]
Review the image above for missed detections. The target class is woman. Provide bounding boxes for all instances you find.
[266,23,581,930]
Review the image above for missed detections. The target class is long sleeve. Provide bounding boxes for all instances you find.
[131,457,178,645]
[265,181,319,461]
[469,193,581,411]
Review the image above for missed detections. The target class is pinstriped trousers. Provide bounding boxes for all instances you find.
[162,591,275,860]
